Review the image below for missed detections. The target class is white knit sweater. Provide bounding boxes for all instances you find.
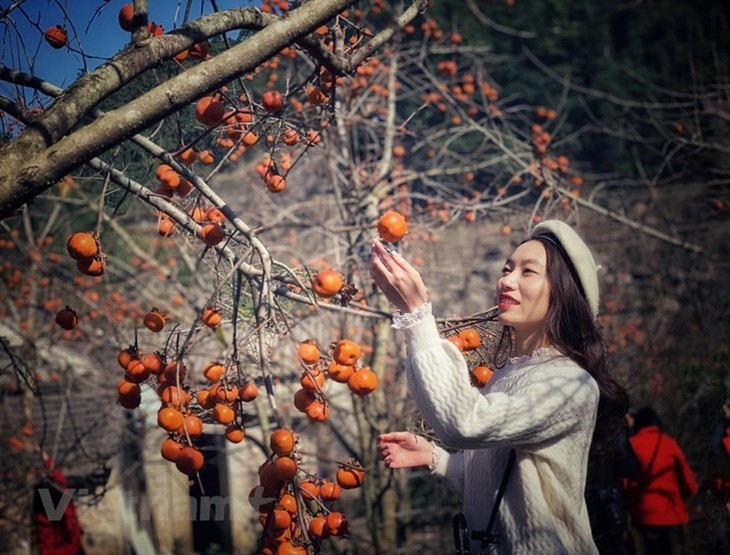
[395,304,600,554]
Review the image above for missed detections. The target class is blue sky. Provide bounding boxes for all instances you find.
[1,0,254,97]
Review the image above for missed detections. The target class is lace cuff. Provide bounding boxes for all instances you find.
[428,442,441,472]
[392,302,432,330]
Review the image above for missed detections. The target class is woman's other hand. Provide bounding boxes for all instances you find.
[377,432,434,469]
[370,240,429,313]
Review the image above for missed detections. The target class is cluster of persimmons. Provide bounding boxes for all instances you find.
[251,428,366,554]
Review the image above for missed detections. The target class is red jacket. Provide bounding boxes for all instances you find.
[624,426,699,526]
[34,462,84,555]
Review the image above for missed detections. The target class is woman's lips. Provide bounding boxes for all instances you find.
[498,294,518,309]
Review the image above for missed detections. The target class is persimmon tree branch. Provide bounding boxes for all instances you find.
[3,9,265,147]
[555,184,704,253]
[85,141,390,318]
[297,0,429,76]
[0,0,364,218]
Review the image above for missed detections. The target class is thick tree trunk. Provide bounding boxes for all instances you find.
[0,0,356,219]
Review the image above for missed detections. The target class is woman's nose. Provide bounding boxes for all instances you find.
[498,273,515,290]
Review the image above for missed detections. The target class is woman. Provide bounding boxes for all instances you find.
[624,406,699,555]
[371,220,628,554]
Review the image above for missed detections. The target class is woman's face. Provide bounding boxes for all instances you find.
[496,240,551,334]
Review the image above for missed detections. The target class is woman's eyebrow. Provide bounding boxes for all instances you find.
[511,258,545,267]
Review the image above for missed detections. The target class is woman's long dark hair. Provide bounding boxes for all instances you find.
[496,234,629,459]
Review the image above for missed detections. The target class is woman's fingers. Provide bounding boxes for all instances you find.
[379,431,411,443]
[370,241,391,266]
[370,241,429,312]
[387,249,414,272]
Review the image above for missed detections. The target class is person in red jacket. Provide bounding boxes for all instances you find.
[33,453,85,555]
[624,406,699,555]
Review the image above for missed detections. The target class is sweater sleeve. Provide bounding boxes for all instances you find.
[430,444,464,497]
[402,314,599,450]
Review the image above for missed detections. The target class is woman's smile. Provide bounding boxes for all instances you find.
[498,293,519,309]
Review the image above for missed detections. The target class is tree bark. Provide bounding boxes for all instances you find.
[0,0,357,219]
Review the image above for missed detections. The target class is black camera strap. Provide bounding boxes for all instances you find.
[471,448,517,553]
[453,449,517,554]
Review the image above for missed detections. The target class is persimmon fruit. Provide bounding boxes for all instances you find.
[206,207,225,223]
[293,389,316,413]
[118,347,137,370]
[298,480,319,500]
[258,459,283,492]
[306,400,329,422]
[118,379,140,397]
[336,463,365,489]
[300,368,325,393]
[326,512,349,536]
[163,361,187,383]
[202,307,222,328]
[327,361,354,383]
[225,425,245,443]
[347,368,378,396]
[176,447,204,475]
[143,308,166,333]
[458,328,481,350]
[195,96,226,127]
[118,391,141,409]
[55,307,77,330]
[126,360,150,383]
[178,148,197,165]
[271,491,294,512]
[309,515,329,539]
[77,256,106,276]
[213,383,238,403]
[161,438,184,462]
[471,366,494,388]
[44,26,67,49]
[212,403,235,425]
[203,362,226,382]
[199,223,226,247]
[312,269,343,298]
[377,210,408,243]
[269,508,292,531]
[157,217,175,237]
[160,385,190,407]
[158,407,184,432]
[266,174,286,193]
[262,90,285,114]
[298,341,320,364]
[269,429,295,456]
[118,4,135,31]
[197,389,215,410]
[199,150,215,165]
[282,129,299,146]
[306,86,327,105]
[273,456,298,481]
[238,382,259,402]
[333,339,361,366]
[319,480,341,500]
[188,40,210,60]
[447,335,465,352]
[181,414,204,438]
[67,232,98,260]
[141,352,164,374]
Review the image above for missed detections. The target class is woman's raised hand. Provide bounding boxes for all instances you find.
[370,240,429,314]
[377,432,434,469]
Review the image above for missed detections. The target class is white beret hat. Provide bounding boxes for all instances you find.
[530,220,600,317]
